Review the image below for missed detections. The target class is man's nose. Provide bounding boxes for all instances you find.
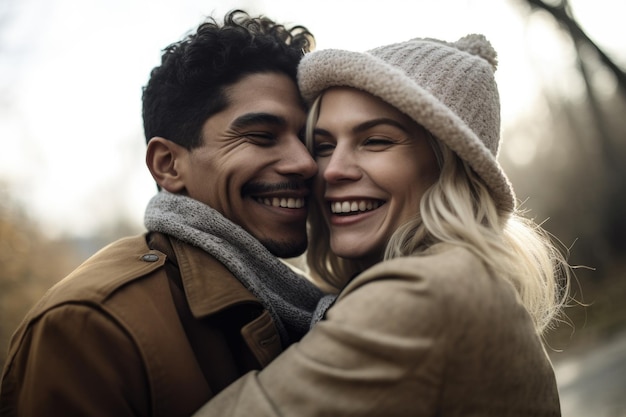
[277,138,318,179]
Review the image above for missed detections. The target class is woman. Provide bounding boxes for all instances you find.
[195,34,570,416]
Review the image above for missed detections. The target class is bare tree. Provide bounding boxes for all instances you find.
[523,0,626,168]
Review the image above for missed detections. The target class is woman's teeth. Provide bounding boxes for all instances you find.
[330,200,380,214]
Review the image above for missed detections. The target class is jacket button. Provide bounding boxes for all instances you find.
[141,253,159,262]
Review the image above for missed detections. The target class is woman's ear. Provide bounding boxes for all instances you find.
[145,137,187,193]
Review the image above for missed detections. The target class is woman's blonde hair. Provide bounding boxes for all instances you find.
[305,95,570,333]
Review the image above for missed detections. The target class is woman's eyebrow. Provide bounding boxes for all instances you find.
[313,127,332,138]
[313,117,409,137]
[352,117,409,134]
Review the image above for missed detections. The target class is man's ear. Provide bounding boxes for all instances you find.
[145,137,187,193]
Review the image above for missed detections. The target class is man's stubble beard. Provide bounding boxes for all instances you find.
[262,237,307,259]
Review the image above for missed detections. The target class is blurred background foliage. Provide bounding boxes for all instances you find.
[0,184,81,362]
[0,0,625,412]
[500,0,626,356]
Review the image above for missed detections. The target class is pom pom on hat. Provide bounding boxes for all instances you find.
[453,34,498,70]
[298,34,516,212]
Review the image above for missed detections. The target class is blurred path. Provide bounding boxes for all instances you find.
[555,331,626,417]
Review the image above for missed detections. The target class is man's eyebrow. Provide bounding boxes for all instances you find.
[230,112,286,130]
[313,117,411,138]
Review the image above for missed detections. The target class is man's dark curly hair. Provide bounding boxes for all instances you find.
[142,9,315,149]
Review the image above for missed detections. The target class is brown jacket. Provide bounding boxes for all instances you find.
[0,232,282,417]
[196,245,561,416]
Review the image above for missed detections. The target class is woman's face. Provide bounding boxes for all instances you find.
[312,87,440,262]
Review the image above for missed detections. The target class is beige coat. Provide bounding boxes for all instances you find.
[196,245,561,416]
[0,233,282,417]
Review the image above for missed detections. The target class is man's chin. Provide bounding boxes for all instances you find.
[262,238,307,259]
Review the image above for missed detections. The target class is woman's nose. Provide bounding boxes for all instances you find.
[321,146,362,183]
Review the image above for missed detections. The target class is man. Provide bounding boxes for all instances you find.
[0,10,324,417]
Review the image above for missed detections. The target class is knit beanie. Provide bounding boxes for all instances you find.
[298,34,516,212]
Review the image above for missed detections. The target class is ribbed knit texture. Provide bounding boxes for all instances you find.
[298,34,516,212]
[144,191,327,347]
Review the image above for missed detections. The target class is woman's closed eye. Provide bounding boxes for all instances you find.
[313,141,335,157]
[363,137,395,150]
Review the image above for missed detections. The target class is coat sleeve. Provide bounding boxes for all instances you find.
[193,267,447,417]
[1,304,149,417]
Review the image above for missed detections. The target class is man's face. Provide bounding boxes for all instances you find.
[179,72,317,258]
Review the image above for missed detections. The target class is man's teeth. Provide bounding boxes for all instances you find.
[331,200,380,214]
[257,197,305,209]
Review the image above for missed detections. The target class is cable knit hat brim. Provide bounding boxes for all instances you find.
[298,35,516,212]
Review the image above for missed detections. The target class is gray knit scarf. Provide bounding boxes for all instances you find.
[144,191,328,347]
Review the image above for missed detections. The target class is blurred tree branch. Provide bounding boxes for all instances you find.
[521,0,626,254]
[525,0,626,96]
[523,0,625,180]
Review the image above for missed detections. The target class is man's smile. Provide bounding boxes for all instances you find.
[256,197,306,208]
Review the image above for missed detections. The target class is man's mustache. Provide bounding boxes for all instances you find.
[242,181,310,195]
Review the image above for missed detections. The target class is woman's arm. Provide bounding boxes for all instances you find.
[194,259,446,416]
[193,248,560,417]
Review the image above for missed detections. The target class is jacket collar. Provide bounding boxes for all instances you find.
[149,233,261,318]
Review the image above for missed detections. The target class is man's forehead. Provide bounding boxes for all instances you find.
[219,72,307,126]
